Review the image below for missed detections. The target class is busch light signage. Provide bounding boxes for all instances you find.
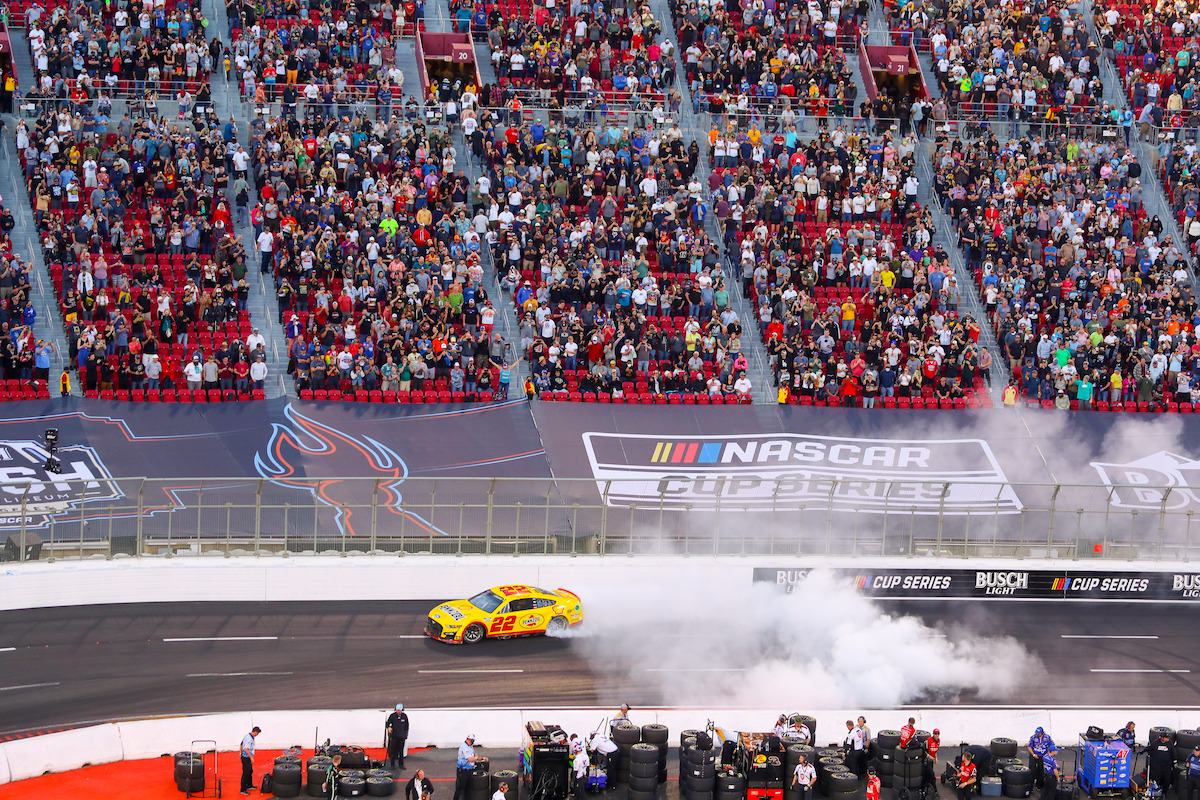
[0,440,122,529]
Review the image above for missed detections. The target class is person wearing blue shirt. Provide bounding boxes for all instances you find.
[1118,722,1137,749]
[1185,745,1200,800]
[1028,728,1055,789]
[454,734,479,800]
[1039,749,1060,800]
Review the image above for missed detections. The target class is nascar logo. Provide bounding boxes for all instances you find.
[584,433,1023,515]
[0,440,122,530]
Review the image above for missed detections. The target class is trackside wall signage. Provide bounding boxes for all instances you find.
[583,433,1023,514]
[753,568,1198,600]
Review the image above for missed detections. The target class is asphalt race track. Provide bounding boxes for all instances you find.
[1,600,1199,736]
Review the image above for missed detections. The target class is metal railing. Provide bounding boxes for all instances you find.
[4,475,1200,562]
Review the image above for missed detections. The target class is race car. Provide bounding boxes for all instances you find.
[425,585,583,644]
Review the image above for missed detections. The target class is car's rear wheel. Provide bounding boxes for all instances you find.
[546,616,568,635]
[462,624,485,644]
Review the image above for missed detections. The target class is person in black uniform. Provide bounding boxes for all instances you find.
[1148,733,1176,793]
[322,753,343,800]
[1039,749,1060,800]
[386,703,411,771]
[406,769,435,800]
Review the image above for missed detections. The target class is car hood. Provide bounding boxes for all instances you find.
[429,600,477,622]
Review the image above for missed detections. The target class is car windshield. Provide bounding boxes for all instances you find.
[468,590,504,613]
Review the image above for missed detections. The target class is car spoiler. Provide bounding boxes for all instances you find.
[556,588,580,599]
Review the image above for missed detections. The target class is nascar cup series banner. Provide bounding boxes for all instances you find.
[2,399,1200,542]
[752,567,1200,601]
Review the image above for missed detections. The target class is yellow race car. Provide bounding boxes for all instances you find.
[425,585,584,644]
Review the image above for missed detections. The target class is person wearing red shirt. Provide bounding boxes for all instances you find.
[866,767,880,800]
[840,374,860,407]
[923,730,941,793]
[957,752,977,800]
[900,718,916,748]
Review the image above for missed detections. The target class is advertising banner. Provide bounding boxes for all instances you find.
[752,567,1200,601]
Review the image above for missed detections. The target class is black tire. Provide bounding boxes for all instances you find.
[827,772,859,793]
[367,769,393,780]
[687,763,717,780]
[627,789,657,800]
[685,776,715,792]
[492,769,519,796]
[686,747,716,767]
[340,749,369,768]
[716,773,745,793]
[174,751,202,762]
[1003,784,1031,799]
[682,730,705,747]
[877,731,902,751]
[175,758,205,780]
[631,761,659,779]
[368,776,398,797]
[613,722,642,745]
[912,731,932,747]
[276,781,304,798]
[467,791,490,800]
[468,772,491,791]
[1178,730,1200,750]
[990,738,1019,758]
[462,623,486,644]
[339,776,367,798]
[880,775,893,788]
[1002,766,1032,785]
[631,743,660,764]
[1150,727,1176,745]
[308,780,326,797]
[629,775,658,792]
[799,716,817,743]
[177,777,205,794]
[277,755,303,768]
[641,724,670,745]
[686,793,713,800]
[274,762,303,785]
[786,745,816,767]
[545,616,568,636]
[342,769,366,781]
[783,789,802,800]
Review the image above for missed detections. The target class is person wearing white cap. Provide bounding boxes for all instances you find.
[454,734,479,800]
[385,702,410,772]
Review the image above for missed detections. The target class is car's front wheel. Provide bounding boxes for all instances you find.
[462,623,486,644]
[546,616,568,635]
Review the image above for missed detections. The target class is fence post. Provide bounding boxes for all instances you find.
[18,485,29,561]
[79,481,89,560]
[370,479,380,553]
[136,480,145,556]
[485,479,496,555]
[254,480,263,554]
[1158,488,1173,561]
[934,482,951,555]
[599,481,611,555]
[1046,484,1061,555]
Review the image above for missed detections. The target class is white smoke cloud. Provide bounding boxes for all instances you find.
[565,570,1043,708]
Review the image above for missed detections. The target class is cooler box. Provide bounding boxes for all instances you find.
[981,777,1003,797]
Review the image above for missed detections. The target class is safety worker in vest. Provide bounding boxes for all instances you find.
[60,370,71,396]
[1039,748,1060,800]
[792,754,816,800]
[923,730,941,793]
[1185,744,1200,800]
[572,742,590,796]
[385,703,410,771]
[454,734,479,800]
[1118,722,1137,749]
[845,719,867,777]
[1148,731,1176,793]
[1028,727,1055,789]
[1002,381,1018,407]
[866,766,881,800]
[900,718,916,747]
[957,751,977,800]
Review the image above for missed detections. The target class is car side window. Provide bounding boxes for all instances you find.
[534,598,557,609]
[508,598,536,612]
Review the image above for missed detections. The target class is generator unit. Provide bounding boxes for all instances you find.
[521,721,570,800]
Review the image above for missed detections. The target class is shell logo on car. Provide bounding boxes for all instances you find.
[424,585,584,644]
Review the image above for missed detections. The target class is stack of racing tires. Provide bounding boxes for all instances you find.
[307,756,333,797]
[611,722,641,785]
[680,733,718,800]
[783,743,816,800]
[272,755,303,798]
[816,748,856,800]
[174,751,205,795]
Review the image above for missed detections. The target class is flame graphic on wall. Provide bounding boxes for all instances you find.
[254,404,445,536]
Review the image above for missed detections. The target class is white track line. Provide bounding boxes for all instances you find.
[417,669,524,674]
[0,682,61,691]
[0,647,15,652]
[163,636,279,642]
[644,668,749,673]
[186,672,294,677]
[1062,635,1159,640]
[1089,669,1191,673]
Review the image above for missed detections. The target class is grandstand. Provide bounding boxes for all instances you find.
[0,0,1196,410]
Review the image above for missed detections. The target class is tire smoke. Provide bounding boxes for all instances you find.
[566,571,1043,708]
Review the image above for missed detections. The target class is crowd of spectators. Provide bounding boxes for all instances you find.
[932,129,1200,410]
[723,122,994,408]
[886,0,1115,135]
[16,104,269,401]
[19,0,218,105]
